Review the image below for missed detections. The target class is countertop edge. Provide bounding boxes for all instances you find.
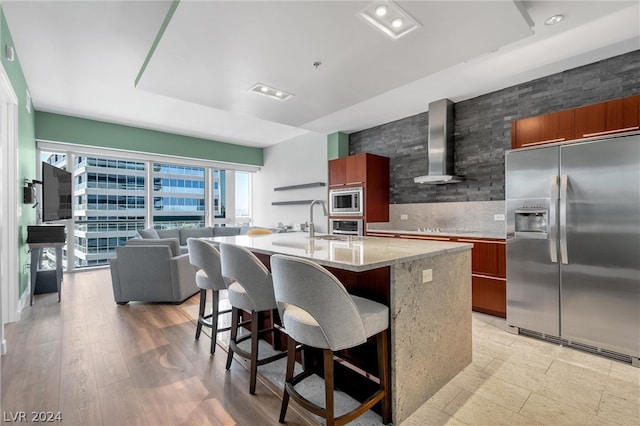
[366,229,506,240]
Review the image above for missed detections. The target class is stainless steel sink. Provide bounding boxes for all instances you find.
[311,234,348,241]
[310,235,370,241]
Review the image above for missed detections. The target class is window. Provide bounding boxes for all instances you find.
[235,171,251,223]
[152,163,205,229]
[38,143,256,271]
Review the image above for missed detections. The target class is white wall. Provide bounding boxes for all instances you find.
[253,131,328,233]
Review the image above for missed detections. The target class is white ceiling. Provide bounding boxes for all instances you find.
[2,1,639,148]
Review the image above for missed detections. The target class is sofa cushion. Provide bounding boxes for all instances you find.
[137,228,159,239]
[157,229,180,240]
[179,227,214,245]
[213,226,242,237]
[126,237,181,257]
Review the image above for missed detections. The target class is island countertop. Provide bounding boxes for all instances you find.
[205,232,472,272]
[206,231,473,424]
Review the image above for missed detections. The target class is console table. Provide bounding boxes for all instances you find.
[29,242,64,306]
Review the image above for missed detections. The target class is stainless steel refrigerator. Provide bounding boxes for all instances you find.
[506,132,640,365]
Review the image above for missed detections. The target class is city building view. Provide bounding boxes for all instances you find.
[42,151,247,270]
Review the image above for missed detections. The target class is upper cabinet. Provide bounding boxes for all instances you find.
[511,110,574,149]
[574,95,640,139]
[328,157,347,187]
[511,94,640,150]
[329,153,389,222]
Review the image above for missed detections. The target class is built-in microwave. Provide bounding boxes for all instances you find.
[329,187,363,216]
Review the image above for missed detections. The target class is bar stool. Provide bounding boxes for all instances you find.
[187,238,232,355]
[270,254,391,426]
[219,242,287,395]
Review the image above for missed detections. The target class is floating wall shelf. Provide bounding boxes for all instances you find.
[271,200,315,206]
[273,182,326,191]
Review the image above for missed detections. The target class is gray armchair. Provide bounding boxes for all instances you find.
[109,238,198,305]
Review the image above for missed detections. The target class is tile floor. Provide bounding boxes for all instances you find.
[402,312,640,425]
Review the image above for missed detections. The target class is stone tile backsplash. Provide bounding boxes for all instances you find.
[350,50,640,204]
[367,200,506,237]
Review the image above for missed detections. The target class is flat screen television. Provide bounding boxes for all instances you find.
[42,162,73,222]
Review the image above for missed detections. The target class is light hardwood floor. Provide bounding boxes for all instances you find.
[3,268,639,425]
[1,268,312,426]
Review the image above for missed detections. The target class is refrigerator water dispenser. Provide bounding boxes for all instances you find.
[514,209,548,239]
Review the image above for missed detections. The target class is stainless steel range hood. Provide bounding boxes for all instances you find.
[414,98,463,184]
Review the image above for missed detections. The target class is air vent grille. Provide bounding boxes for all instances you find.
[516,328,633,365]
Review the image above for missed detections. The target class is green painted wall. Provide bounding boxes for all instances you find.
[35,112,263,166]
[327,131,349,160]
[1,7,37,296]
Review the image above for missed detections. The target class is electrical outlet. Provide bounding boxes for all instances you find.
[400,214,408,220]
[422,269,433,283]
[494,214,505,221]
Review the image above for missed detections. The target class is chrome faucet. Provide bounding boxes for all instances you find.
[308,200,328,239]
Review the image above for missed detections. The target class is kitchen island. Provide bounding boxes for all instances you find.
[206,232,472,424]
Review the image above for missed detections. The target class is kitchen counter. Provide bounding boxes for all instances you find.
[207,232,472,424]
[367,228,506,240]
[205,232,471,272]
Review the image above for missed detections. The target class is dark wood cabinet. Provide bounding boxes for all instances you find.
[346,154,367,186]
[456,238,506,318]
[574,94,640,139]
[511,110,574,149]
[366,232,506,318]
[511,94,640,150]
[329,153,389,223]
[328,157,347,188]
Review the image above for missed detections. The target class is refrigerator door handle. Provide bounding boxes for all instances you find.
[549,175,559,263]
[560,174,569,264]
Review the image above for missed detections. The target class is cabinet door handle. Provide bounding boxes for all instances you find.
[521,138,566,147]
[400,235,450,241]
[457,238,506,244]
[582,126,639,138]
[472,273,507,281]
[346,181,363,185]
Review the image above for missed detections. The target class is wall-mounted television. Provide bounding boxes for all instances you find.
[42,162,72,222]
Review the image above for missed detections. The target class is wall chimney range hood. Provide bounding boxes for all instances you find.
[414,98,463,184]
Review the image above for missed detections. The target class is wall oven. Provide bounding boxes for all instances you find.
[329,187,363,216]
[330,219,364,236]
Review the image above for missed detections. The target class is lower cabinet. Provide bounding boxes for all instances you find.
[367,232,506,318]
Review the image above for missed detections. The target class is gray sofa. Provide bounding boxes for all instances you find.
[109,238,198,305]
[110,226,279,305]
[137,226,279,253]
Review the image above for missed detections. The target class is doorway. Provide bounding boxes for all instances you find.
[0,62,19,355]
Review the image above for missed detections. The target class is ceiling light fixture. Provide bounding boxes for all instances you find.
[249,83,294,101]
[544,14,565,26]
[375,5,387,16]
[358,0,421,40]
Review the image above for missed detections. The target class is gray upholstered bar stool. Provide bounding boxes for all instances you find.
[219,242,287,395]
[270,254,391,426]
[187,238,232,355]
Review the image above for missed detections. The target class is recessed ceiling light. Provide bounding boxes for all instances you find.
[545,14,565,26]
[249,83,294,101]
[357,0,421,40]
